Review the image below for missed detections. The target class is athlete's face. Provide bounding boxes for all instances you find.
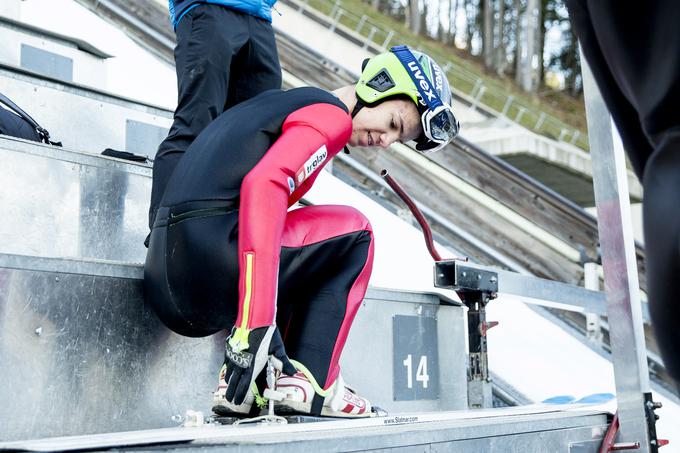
[349,99,422,149]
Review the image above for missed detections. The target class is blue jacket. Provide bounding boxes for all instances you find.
[169,0,277,27]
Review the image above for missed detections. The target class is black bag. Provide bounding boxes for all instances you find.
[0,92,61,146]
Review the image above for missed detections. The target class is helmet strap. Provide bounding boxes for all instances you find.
[346,95,369,155]
[351,98,365,118]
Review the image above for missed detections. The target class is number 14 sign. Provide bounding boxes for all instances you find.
[392,315,439,401]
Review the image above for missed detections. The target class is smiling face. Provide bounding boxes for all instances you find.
[348,98,422,149]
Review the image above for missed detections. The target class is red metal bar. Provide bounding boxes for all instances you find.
[600,412,620,453]
[381,169,442,262]
[599,412,642,452]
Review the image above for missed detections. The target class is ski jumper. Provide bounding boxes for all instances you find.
[144,87,375,391]
[566,0,680,389]
[149,2,281,232]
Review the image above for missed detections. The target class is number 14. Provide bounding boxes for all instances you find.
[402,354,429,389]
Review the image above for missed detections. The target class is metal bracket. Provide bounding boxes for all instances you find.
[643,392,668,452]
[434,260,499,294]
[598,396,668,453]
[434,260,498,409]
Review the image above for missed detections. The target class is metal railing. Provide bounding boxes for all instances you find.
[286,0,589,150]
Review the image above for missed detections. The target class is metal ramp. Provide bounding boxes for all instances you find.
[0,407,610,452]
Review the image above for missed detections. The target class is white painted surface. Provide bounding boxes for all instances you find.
[16,0,177,109]
[272,1,369,75]
[0,25,108,87]
[0,0,20,21]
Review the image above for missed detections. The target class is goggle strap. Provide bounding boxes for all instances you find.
[390,45,443,111]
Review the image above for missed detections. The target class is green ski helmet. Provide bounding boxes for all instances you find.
[355,45,459,153]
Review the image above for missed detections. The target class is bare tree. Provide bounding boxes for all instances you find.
[448,0,459,45]
[548,2,582,96]
[482,0,495,69]
[537,0,547,86]
[464,0,475,53]
[495,0,506,74]
[420,0,428,36]
[407,0,422,34]
[437,0,451,44]
[516,0,539,91]
[513,0,522,79]
[390,0,407,22]
[430,0,440,40]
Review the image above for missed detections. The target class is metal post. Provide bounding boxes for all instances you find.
[583,262,603,347]
[329,2,339,18]
[329,9,342,33]
[501,96,514,116]
[433,261,498,409]
[470,86,486,112]
[558,128,567,141]
[581,51,651,450]
[514,106,526,123]
[381,30,394,49]
[466,293,493,409]
[470,78,483,99]
[364,27,377,49]
[355,15,367,34]
[534,112,546,130]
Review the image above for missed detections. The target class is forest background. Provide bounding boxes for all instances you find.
[345,0,586,136]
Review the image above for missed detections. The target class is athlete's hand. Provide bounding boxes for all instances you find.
[223,325,296,405]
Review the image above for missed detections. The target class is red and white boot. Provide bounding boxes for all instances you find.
[274,368,372,418]
[212,363,259,417]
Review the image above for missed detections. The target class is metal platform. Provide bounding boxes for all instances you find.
[0,405,610,452]
[0,252,467,442]
[0,62,172,156]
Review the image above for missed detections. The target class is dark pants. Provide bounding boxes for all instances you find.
[145,204,374,390]
[149,4,281,229]
[566,0,680,389]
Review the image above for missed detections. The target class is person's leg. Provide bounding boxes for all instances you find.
[580,0,680,152]
[149,5,248,228]
[567,0,680,389]
[565,0,654,178]
[144,204,240,337]
[642,131,680,389]
[276,205,374,390]
[226,16,282,109]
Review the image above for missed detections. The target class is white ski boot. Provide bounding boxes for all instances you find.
[274,364,372,418]
[212,363,262,417]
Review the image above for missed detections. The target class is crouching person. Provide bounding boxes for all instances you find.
[144,45,459,418]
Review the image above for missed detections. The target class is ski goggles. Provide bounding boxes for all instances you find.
[390,45,460,153]
[419,103,460,153]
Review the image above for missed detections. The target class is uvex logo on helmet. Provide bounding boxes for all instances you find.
[407,61,436,103]
[432,64,444,93]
